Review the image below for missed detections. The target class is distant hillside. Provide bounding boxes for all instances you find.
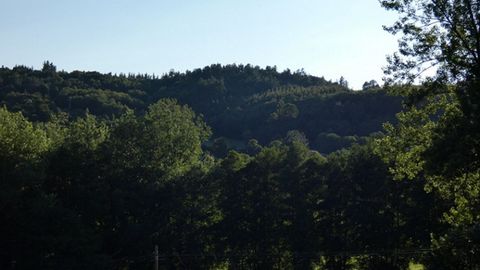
[0,62,401,154]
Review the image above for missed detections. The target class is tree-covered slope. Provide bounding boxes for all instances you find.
[0,62,401,153]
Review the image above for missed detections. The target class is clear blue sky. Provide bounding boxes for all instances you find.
[0,0,398,89]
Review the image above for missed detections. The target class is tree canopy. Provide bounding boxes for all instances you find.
[3,1,480,268]
[376,0,480,267]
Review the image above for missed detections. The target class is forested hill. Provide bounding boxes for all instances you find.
[0,62,401,153]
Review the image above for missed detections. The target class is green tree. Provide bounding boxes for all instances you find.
[282,142,327,270]
[0,107,50,268]
[43,112,112,269]
[381,0,480,84]
[377,0,480,268]
[144,99,210,179]
[93,99,212,268]
[0,107,108,269]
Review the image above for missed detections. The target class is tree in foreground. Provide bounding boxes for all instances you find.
[376,0,480,268]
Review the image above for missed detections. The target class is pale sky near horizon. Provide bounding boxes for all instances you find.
[0,0,399,89]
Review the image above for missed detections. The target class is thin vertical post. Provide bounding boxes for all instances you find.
[154,245,159,270]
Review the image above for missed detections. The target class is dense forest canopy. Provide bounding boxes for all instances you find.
[2,0,480,269]
[1,104,438,269]
[0,63,400,154]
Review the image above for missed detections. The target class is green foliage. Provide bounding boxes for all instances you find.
[0,106,50,165]
[0,63,401,154]
[373,92,448,180]
[1,61,444,269]
[143,99,211,179]
[315,132,366,154]
[0,107,107,269]
[57,87,142,117]
[284,130,309,146]
[2,0,479,267]
[0,103,444,269]
[381,0,480,84]
[270,101,299,120]
[66,112,110,150]
[376,0,480,268]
